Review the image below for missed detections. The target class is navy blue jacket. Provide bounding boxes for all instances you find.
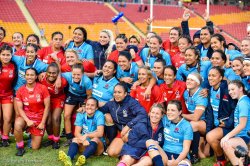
[100,95,147,130]
[127,117,164,148]
[206,80,237,133]
[181,20,214,39]
[86,40,108,70]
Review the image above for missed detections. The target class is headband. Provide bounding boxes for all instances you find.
[187,74,200,85]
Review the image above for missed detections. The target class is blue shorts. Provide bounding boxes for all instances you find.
[120,144,146,160]
[165,151,190,160]
[165,151,179,160]
[65,92,86,106]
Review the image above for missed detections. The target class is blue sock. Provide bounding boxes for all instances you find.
[67,142,78,160]
[105,125,117,143]
[82,141,97,158]
[152,155,164,166]
[191,132,200,156]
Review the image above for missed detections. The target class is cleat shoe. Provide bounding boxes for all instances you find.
[16,148,25,156]
[62,139,72,147]
[58,151,72,166]
[43,140,53,147]
[2,139,10,147]
[52,142,60,149]
[190,154,199,164]
[75,155,86,166]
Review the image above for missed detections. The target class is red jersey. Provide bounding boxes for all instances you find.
[0,42,12,47]
[61,61,96,73]
[171,52,185,69]
[162,39,180,58]
[130,85,163,113]
[159,80,188,114]
[38,46,66,65]
[108,50,141,63]
[39,76,67,100]
[0,63,16,97]
[15,49,26,56]
[16,83,50,123]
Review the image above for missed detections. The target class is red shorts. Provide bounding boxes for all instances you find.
[51,98,64,110]
[0,94,13,104]
[27,126,45,136]
[116,132,121,138]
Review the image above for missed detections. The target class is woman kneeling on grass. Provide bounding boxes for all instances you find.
[59,97,105,166]
[14,68,50,156]
[146,100,193,166]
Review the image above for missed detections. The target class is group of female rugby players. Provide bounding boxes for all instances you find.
[0,9,250,166]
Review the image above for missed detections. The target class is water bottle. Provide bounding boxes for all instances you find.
[112,12,124,23]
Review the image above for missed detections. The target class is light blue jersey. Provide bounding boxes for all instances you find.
[140,48,171,69]
[162,116,193,155]
[62,72,92,96]
[66,41,94,60]
[210,88,220,126]
[177,61,211,88]
[116,62,139,83]
[200,46,208,59]
[92,76,119,103]
[241,76,250,92]
[12,55,48,91]
[234,95,250,137]
[75,110,105,142]
[184,87,208,120]
[224,67,241,81]
[225,49,242,61]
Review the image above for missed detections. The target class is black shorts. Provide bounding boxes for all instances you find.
[239,136,250,144]
[65,92,86,106]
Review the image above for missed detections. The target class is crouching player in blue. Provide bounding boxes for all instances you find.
[146,100,193,166]
[58,97,105,166]
[117,104,164,166]
[100,82,147,157]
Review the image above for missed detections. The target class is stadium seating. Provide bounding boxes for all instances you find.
[0,0,33,42]
[24,0,139,41]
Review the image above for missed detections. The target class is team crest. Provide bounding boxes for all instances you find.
[36,94,41,102]
[158,133,162,142]
[123,109,128,117]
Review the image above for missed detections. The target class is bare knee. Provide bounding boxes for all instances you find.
[146,139,156,147]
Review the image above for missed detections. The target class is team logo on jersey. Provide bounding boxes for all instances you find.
[216,93,220,99]
[222,95,228,102]
[104,84,109,89]
[36,94,41,102]
[174,127,179,133]
[2,69,7,72]
[158,133,162,142]
[130,74,134,77]
[123,109,128,117]
[9,70,13,78]
[163,92,168,101]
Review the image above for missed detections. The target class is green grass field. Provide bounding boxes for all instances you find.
[0,136,215,166]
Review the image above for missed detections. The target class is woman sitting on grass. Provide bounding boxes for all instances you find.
[59,97,105,166]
